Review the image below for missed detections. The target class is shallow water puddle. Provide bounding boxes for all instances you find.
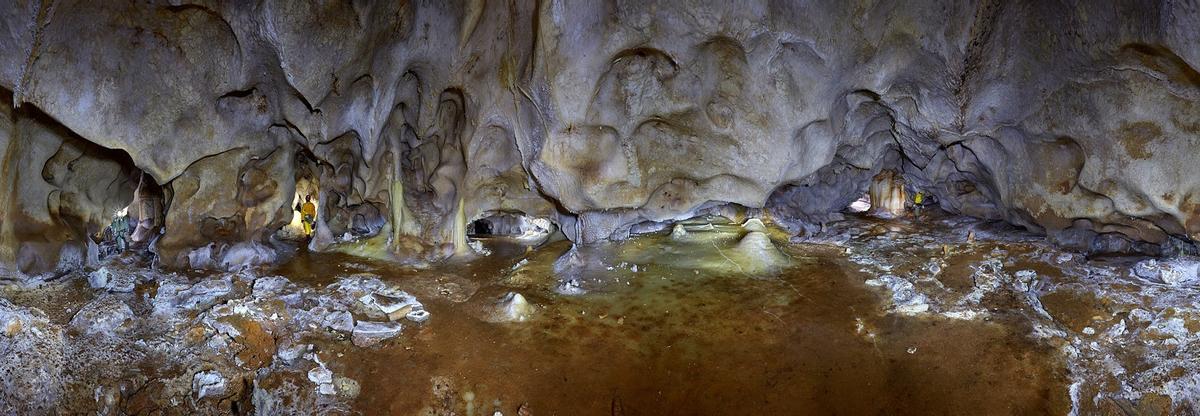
[278,224,1069,415]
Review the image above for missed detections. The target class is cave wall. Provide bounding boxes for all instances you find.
[0,91,141,275]
[0,0,1197,271]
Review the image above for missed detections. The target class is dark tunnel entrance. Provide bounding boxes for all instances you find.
[467,211,556,244]
[472,218,494,236]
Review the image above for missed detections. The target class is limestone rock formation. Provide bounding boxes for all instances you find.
[0,0,1196,274]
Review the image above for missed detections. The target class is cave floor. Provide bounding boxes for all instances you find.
[2,214,1198,415]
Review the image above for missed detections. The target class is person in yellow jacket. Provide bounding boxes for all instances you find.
[912,191,925,215]
[301,195,317,235]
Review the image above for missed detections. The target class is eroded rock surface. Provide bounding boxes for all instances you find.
[0,1,1195,274]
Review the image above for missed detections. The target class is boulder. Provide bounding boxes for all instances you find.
[68,295,134,337]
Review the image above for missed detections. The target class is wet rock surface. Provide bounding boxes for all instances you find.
[0,214,1195,414]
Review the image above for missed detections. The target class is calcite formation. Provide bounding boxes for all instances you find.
[0,0,1197,274]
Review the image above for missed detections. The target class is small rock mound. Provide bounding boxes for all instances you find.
[495,292,534,322]
[670,223,688,240]
[732,231,788,273]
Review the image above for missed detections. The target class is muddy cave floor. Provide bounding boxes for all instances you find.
[2,213,1199,415]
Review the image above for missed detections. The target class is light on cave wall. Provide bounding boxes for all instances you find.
[848,195,872,213]
[279,191,315,239]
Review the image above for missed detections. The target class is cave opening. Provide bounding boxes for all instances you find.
[91,175,163,263]
[276,151,322,242]
[846,193,872,213]
[1,91,162,272]
[467,211,555,243]
[471,218,493,235]
[102,172,165,261]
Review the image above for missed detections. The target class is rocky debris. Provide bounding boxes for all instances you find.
[555,278,586,296]
[469,240,492,256]
[333,376,361,399]
[363,290,425,323]
[87,267,111,289]
[407,309,431,323]
[68,295,134,336]
[329,274,430,324]
[1012,270,1037,292]
[219,242,277,271]
[192,370,227,400]
[0,299,66,414]
[275,342,309,364]
[307,363,334,394]
[1132,259,1200,286]
[0,269,431,414]
[831,214,1200,413]
[87,267,135,292]
[251,276,292,295]
[351,321,404,347]
[153,276,234,313]
[865,274,930,315]
[185,245,218,270]
[323,310,355,333]
[253,370,335,415]
[969,258,1007,292]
